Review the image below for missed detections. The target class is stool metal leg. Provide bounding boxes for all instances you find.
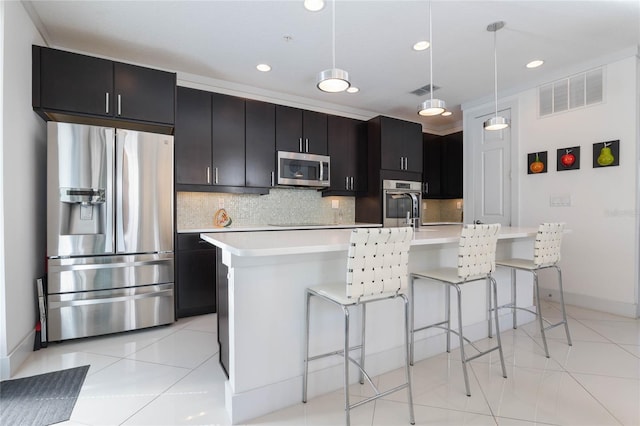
[511,268,517,329]
[302,291,311,403]
[445,285,451,352]
[343,306,351,426]
[487,279,493,338]
[491,276,508,379]
[400,294,416,425]
[555,266,573,346]
[532,271,550,358]
[454,284,471,397]
[409,275,415,365]
[360,304,366,385]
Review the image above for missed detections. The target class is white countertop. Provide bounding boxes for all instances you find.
[201,225,537,257]
[179,222,380,233]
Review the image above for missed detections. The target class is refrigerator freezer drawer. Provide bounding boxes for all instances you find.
[48,253,174,293]
[47,283,174,341]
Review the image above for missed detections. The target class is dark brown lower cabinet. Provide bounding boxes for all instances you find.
[216,246,229,378]
[176,234,216,318]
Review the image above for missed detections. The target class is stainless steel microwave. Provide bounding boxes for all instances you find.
[277,151,330,187]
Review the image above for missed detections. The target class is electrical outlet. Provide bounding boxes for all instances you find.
[332,200,339,209]
[218,198,225,209]
[456,201,462,210]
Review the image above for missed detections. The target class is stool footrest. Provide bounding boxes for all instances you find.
[464,345,502,363]
[307,344,363,362]
[350,382,411,410]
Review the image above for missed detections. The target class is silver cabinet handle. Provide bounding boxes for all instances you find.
[214,167,219,184]
[271,171,275,187]
[424,182,429,194]
[299,138,303,152]
[207,167,211,184]
[117,94,122,116]
[400,157,404,170]
[105,92,109,113]
[350,176,354,190]
[345,176,349,190]
[305,138,309,153]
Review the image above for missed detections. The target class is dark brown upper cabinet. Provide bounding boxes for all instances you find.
[211,93,246,187]
[33,45,176,133]
[175,86,212,185]
[325,115,366,195]
[377,116,422,173]
[423,131,463,199]
[275,105,327,155]
[245,99,276,188]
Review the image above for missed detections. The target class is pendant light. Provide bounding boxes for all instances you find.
[418,1,445,116]
[484,21,509,130]
[317,0,350,93]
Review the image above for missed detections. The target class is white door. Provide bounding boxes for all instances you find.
[471,109,512,226]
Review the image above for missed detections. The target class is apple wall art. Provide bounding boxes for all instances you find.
[527,151,547,174]
[593,140,619,168]
[557,146,580,171]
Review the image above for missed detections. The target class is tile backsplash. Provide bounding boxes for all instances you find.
[422,198,464,223]
[177,188,356,230]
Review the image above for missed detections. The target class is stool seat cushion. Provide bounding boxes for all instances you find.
[309,281,404,306]
[495,258,538,270]
[412,267,489,284]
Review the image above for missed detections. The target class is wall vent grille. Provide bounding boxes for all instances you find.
[538,67,604,117]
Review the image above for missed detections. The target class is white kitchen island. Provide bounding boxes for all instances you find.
[201,225,538,424]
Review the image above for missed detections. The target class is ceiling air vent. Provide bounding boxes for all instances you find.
[539,67,604,117]
[411,84,440,96]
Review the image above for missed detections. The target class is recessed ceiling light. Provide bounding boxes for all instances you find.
[256,64,271,72]
[441,111,452,116]
[346,86,359,93]
[304,0,324,12]
[526,59,544,69]
[413,40,430,51]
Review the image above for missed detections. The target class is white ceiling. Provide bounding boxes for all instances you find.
[24,0,640,133]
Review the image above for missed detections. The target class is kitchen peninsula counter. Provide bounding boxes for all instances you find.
[201,225,538,424]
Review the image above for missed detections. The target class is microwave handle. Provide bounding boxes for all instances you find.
[319,161,323,181]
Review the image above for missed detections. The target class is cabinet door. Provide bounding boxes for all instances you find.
[275,105,303,152]
[327,115,362,192]
[39,47,113,116]
[422,133,442,197]
[212,93,245,187]
[303,110,328,155]
[403,121,423,173]
[114,62,176,125]
[379,116,406,171]
[176,234,216,318]
[246,100,275,188]
[175,87,212,185]
[442,132,463,198]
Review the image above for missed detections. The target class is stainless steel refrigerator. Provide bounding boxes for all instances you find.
[46,122,174,341]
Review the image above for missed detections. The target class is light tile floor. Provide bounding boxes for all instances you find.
[11,301,640,425]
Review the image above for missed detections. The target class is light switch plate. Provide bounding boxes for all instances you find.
[332,200,339,209]
[550,195,571,207]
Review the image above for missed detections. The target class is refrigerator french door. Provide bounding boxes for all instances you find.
[46,122,174,341]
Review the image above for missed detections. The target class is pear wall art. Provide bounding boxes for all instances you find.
[557,146,580,171]
[593,140,619,168]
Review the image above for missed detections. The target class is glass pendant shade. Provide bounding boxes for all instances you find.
[317,68,350,93]
[483,115,509,130]
[418,98,446,116]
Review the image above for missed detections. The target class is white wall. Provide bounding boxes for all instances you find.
[466,55,639,317]
[0,1,46,379]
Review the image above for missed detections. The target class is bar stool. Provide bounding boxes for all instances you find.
[492,222,572,358]
[410,223,506,397]
[303,227,415,426]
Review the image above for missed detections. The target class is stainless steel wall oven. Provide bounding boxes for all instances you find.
[382,179,422,228]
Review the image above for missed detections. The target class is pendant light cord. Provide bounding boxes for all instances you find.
[493,29,498,118]
[332,0,336,68]
[429,1,434,103]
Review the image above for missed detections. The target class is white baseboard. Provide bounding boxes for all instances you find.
[542,288,638,318]
[0,329,35,380]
